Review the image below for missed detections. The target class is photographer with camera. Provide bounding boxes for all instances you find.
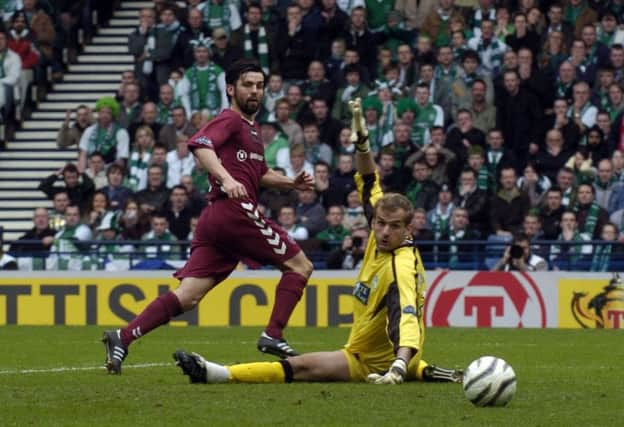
[326,226,369,269]
[491,231,548,272]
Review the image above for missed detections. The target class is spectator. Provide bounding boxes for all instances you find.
[343,6,376,80]
[517,161,552,207]
[158,105,197,151]
[118,198,151,241]
[567,80,597,132]
[411,83,444,147]
[210,27,242,71]
[446,109,486,169]
[274,97,304,146]
[387,121,418,169]
[457,78,496,134]
[506,12,540,56]
[284,143,314,179]
[421,0,464,48]
[584,125,609,164]
[38,163,95,213]
[57,105,93,150]
[8,11,38,116]
[342,188,367,231]
[326,226,368,269]
[309,97,343,151]
[9,207,55,258]
[404,161,440,211]
[157,5,187,74]
[166,135,195,188]
[313,161,331,208]
[395,43,417,89]
[411,208,435,241]
[260,118,289,170]
[0,26,21,130]
[129,101,163,143]
[84,190,111,232]
[316,0,350,61]
[455,168,489,236]
[128,8,173,99]
[93,211,134,268]
[563,0,597,39]
[78,97,130,173]
[155,84,176,126]
[377,148,403,192]
[179,33,228,118]
[162,185,193,241]
[326,153,355,206]
[489,166,531,236]
[300,61,335,109]
[332,63,369,123]
[135,164,169,214]
[541,4,573,48]
[197,0,242,35]
[590,222,622,271]
[149,142,169,177]
[492,231,548,271]
[468,19,508,75]
[409,142,455,186]
[427,184,454,240]
[302,121,333,166]
[48,205,93,271]
[179,174,207,215]
[177,7,210,69]
[496,69,542,169]
[230,3,271,74]
[142,213,179,259]
[592,158,621,212]
[550,210,592,267]
[441,207,479,267]
[575,183,609,238]
[101,164,132,212]
[128,126,155,192]
[85,152,107,190]
[541,98,581,153]
[316,205,350,252]
[295,188,327,237]
[274,3,314,82]
[277,205,309,240]
[262,73,285,116]
[49,191,69,231]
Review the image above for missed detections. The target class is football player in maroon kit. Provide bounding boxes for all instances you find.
[102,60,315,374]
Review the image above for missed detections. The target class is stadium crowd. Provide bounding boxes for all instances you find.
[5,0,624,271]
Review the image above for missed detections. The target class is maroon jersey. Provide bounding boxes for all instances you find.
[187,109,268,203]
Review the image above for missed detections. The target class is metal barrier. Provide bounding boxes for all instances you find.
[5,239,624,271]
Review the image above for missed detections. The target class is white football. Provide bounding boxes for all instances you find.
[462,356,517,407]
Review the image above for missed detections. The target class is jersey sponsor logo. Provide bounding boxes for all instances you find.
[424,271,547,328]
[353,281,370,305]
[193,136,213,147]
[250,152,264,161]
[237,150,248,161]
[402,305,418,316]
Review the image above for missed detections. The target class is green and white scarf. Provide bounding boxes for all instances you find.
[554,231,585,264]
[128,148,152,192]
[186,63,223,113]
[156,102,175,125]
[448,228,466,268]
[87,123,119,158]
[431,204,453,240]
[202,0,231,32]
[52,226,91,271]
[577,202,601,237]
[244,24,269,74]
[477,166,490,191]
[413,103,437,147]
[590,244,612,272]
[471,8,496,32]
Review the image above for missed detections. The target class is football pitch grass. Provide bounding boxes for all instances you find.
[1,326,621,426]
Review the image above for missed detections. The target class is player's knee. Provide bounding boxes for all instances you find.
[294,256,314,278]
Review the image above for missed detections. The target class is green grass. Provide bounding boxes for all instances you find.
[0,327,622,426]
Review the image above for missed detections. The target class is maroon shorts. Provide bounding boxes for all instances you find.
[174,198,301,280]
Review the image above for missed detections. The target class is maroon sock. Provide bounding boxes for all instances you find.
[120,291,183,348]
[265,271,307,339]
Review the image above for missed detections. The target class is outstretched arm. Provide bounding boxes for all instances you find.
[350,98,376,176]
[260,169,314,191]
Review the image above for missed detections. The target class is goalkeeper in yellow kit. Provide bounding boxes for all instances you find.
[173,98,462,385]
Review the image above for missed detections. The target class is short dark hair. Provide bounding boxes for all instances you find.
[63,163,79,175]
[512,231,529,245]
[226,59,265,87]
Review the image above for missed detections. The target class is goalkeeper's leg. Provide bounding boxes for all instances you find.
[413,359,464,383]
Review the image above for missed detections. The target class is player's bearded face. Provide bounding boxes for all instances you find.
[233,72,265,116]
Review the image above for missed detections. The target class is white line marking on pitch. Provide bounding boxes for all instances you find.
[0,362,173,375]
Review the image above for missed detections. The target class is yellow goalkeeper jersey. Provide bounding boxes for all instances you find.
[344,172,426,360]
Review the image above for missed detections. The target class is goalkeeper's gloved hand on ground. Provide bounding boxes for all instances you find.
[366,358,407,385]
[348,97,370,153]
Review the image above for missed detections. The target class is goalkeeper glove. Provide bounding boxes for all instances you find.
[348,97,370,153]
[366,358,407,385]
